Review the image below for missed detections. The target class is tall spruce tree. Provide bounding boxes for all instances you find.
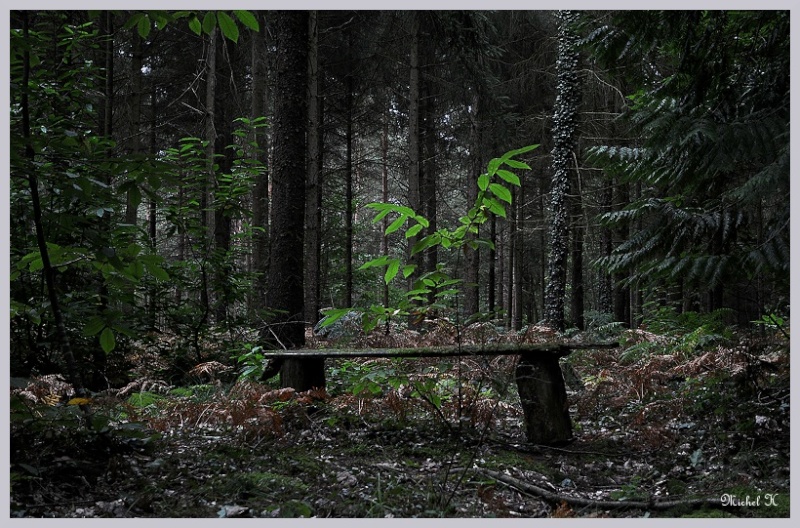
[261,11,322,390]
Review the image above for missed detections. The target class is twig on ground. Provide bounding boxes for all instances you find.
[480,469,724,512]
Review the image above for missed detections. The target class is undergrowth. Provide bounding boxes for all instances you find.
[9,320,790,518]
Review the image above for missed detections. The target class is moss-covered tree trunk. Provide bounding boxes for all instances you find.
[544,10,581,332]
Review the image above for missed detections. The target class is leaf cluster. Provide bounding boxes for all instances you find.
[124,10,259,42]
[319,145,538,331]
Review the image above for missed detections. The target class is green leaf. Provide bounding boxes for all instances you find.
[127,259,145,281]
[501,144,539,160]
[402,264,417,278]
[28,257,44,273]
[489,183,512,204]
[137,15,151,38]
[385,215,407,235]
[99,327,116,354]
[123,13,145,31]
[143,259,170,281]
[359,255,391,270]
[152,12,170,30]
[363,316,379,334]
[202,11,217,35]
[487,158,502,176]
[413,215,430,228]
[477,173,490,191]
[483,197,507,218]
[234,10,260,31]
[501,159,530,170]
[188,15,202,35]
[83,317,106,337]
[319,308,353,328]
[496,169,521,186]
[372,207,393,223]
[216,11,239,42]
[405,223,424,238]
[384,259,401,284]
[393,205,417,217]
[410,234,439,256]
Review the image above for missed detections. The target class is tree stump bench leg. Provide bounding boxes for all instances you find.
[515,355,573,445]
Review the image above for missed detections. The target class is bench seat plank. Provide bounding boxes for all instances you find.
[261,342,617,359]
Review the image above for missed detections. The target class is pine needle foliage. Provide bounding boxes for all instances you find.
[583,11,789,299]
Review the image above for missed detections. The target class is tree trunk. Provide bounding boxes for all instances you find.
[98,11,114,142]
[381,104,390,308]
[420,42,437,294]
[344,71,354,308]
[252,13,271,314]
[488,215,496,314]
[569,162,585,330]
[613,182,631,326]
[148,86,158,329]
[463,90,482,318]
[198,27,217,318]
[125,30,143,228]
[263,11,316,390]
[512,184,525,330]
[497,228,505,316]
[407,13,422,292]
[598,183,613,315]
[304,11,322,325]
[544,10,581,332]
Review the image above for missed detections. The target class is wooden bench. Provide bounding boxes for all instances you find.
[263,341,618,446]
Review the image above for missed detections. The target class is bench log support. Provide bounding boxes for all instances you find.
[515,354,573,445]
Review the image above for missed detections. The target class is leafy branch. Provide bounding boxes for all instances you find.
[319,144,539,331]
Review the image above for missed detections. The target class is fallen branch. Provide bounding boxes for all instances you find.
[481,469,723,512]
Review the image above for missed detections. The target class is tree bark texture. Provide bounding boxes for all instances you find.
[513,184,525,330]
[569,163,585,330]
[488,215,496,314]
[344,71,354,308]
[381,105,391,308]
[463,89,482,317]
[406,13,422,291]
[125,30,143,227]
[420,33,437,289]
[251,13,271,313]
[613,182,631,326]
[304,11,322,325]
[213,35,235,323]
[263,11,315,389]
[544,11,580,332]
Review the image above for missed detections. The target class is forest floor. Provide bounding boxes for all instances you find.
[9,324,791,518]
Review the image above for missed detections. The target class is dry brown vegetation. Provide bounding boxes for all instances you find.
[9,323,789,518]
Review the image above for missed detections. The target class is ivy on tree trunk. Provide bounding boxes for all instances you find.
[545,10,581,332]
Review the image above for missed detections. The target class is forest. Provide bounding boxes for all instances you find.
[8,10,790,518]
